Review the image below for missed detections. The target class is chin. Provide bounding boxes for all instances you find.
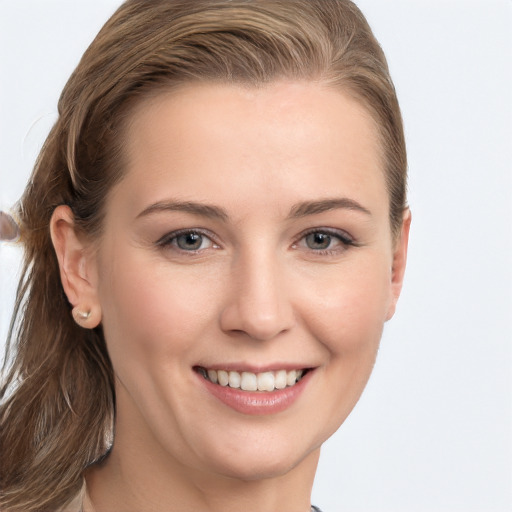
[197,434,320,482]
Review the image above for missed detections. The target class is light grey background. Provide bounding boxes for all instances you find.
[1,1,511,511]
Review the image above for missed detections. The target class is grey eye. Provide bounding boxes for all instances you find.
[157,229,216,252]
[176,232,205,250]
[305,232,333,250]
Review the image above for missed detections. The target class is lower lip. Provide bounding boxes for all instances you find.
[197,370,313,415]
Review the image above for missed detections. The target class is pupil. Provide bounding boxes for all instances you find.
[177,232,202,250]
[307,232,331,250]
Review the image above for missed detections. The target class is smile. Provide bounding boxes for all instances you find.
[195,367,306,392]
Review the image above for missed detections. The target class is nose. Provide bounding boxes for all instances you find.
[219,250,295,341]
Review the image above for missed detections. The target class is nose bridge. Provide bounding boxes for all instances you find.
[220,243,294,341]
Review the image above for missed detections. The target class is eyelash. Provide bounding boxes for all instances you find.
[292,228,358,256]
[156,227,358,256]
[156,228,219,254]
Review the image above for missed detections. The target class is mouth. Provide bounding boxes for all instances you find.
[194,366,310,393]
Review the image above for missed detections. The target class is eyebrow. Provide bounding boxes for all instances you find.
[136,200,229,221]
[288,198,372,218]
[136,197,371,222]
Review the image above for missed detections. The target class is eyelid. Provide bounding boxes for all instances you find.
[154,226,357,255]
[292,227,359,254]
[156,228,220,249]
[297,227,356,244]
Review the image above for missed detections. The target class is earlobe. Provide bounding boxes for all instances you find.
[386,208,411,321]
[50,205,102,328]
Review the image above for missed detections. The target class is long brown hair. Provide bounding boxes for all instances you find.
[0,1,407,510]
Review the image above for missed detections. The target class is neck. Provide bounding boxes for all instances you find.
[86,447,319,512]
[85,396,320,512]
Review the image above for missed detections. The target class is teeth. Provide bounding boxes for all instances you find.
[217,370,229,386]
[228,371,241,389]
[274,370,287,390]
[201,368,306,392]
[257,372,275,391]
[241,372,258,391]
[286,370,298,387]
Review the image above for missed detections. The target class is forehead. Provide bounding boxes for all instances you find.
[116,81,387,220]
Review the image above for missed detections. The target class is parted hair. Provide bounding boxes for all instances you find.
[0,1,406,510]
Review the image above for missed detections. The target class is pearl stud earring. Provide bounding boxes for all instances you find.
[72,307,92,323]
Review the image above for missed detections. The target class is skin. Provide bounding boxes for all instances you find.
[51,81,410,512]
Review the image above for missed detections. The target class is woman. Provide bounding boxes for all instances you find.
[0,1,410,511]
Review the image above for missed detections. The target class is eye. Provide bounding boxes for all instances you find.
[157,230,216,252]
[175,232,210,251]
[304,232,336,250]
[294,228,356,254]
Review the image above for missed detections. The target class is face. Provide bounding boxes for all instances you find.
[88,81,408,481]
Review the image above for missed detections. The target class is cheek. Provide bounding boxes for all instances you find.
[305,258,392,422]
[96,249,221,364]
[300,258,392,355]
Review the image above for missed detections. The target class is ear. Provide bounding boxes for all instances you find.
[386,208,411,321]
[50,205,102,328]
